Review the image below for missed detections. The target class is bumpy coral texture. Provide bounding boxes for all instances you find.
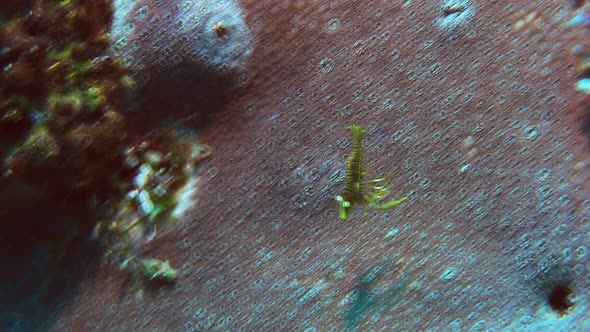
[0,0,126,215]
[110,0,252,75]
[0,2,214,329]
[109,0,254,132]
[49,0,590,331]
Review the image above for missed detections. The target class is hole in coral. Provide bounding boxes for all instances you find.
[570,0,585,9]
[547,284,574,316]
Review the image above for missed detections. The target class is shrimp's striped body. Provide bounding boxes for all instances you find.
[341,125,366,205]
[336,125,407,220]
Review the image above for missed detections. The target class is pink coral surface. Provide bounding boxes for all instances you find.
[53,0,590,330]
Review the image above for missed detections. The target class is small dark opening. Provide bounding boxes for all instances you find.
[570,0,585,9]
[547,284,574,316]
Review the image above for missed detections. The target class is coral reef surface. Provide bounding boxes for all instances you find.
[2,0,590,331]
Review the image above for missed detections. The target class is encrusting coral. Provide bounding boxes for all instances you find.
[4,0,590,331]
[0,0,211,284]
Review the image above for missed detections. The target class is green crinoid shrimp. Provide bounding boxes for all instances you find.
[335,125,407,220]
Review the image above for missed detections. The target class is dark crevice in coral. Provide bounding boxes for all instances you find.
[0,179,101,332]
[570,0,585,10]
[118,62,241,133]
[547,284,574,315]
[532,263,576,317]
